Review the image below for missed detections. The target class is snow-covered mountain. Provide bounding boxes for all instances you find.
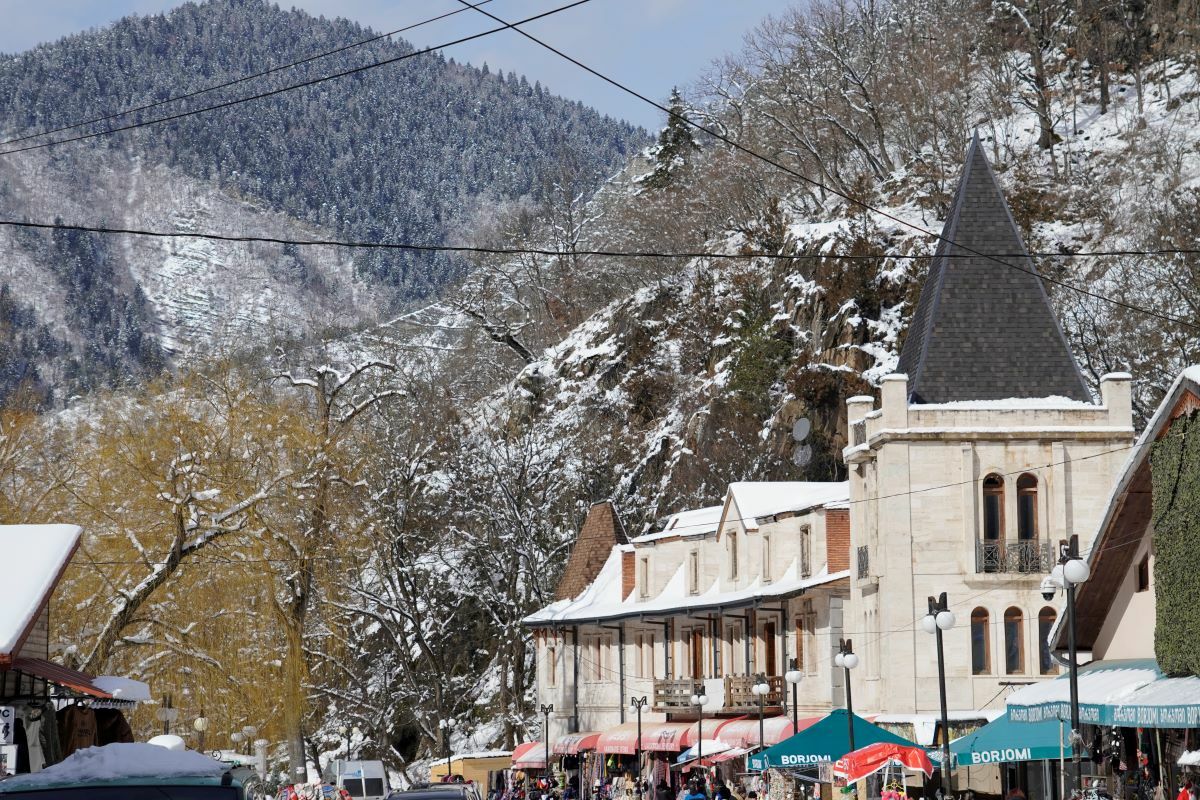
[0,0,644,403]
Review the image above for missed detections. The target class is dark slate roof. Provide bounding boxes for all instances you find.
[895,133,1091,404]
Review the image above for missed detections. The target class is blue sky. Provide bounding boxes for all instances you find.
[0,0,788,130]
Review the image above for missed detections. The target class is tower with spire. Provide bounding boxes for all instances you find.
[840,138,1135,722]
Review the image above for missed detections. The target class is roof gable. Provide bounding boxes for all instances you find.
[1,524,82,664]
[897,134,1090,404]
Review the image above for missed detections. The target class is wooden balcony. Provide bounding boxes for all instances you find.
[653,678,703,712]
[723,675,784,712]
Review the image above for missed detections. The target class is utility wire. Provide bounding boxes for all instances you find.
[0,0,498,148]
[6,216,1200,266]
[0,0,594,157]
[451,0,1200,334]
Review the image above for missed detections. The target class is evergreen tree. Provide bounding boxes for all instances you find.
[642,87,699,189]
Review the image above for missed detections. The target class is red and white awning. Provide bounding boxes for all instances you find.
[596,722,696,754]
[553,732,602,755]
[511,742,547,769]
[716,716,820,749]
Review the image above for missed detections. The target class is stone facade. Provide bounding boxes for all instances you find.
[843,372,1135,715]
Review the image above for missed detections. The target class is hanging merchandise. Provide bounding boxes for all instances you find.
[57,704,98,758]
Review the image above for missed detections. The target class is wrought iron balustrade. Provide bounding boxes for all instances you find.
[975,540,1054,574]
[857,545,869,579]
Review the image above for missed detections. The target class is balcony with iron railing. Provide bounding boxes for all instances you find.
[975,540,1054,574]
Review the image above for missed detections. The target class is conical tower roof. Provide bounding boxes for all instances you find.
[896,134,1091,404]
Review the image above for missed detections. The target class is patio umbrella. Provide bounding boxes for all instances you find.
[834,742,934,784]
[748,710,919,771]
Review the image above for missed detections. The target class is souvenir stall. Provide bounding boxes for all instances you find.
[0,524,147,778]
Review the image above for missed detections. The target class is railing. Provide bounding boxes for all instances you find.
[857,545,869,579]
[976,540,1054,574]
[653,678,702,712]
[723,675,784,711]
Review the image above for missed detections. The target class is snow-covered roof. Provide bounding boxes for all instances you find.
[0,743,226,789]
[632,505,724,543]
[0,524,82,659]
[727,482,849,530]
[93,675,152,702]
[525,545,848,626]
[910,395,1097,410]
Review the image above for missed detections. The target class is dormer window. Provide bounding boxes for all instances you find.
[1017,474,1038,540]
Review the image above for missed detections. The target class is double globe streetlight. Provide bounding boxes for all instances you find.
[921,593,956,794]
[834,640,860,751]
[690,690,708,769]
[1041,534,1092,795]
[784,661,803,733]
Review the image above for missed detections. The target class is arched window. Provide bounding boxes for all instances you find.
[983,474,1004,541]
[1017,474,1038,541]
[971,608,991,675]
[1039,607,1058,675]
[1005,607,1025,674]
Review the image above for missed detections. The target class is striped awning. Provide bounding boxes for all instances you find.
[511,742,547,769]
[553,732,602,755]
[6,657,113,698]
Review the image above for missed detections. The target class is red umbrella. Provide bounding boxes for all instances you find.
[833,742,934,784]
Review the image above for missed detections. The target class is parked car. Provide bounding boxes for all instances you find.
[0,742,243,799]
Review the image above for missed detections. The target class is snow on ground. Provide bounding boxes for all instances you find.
[0,743,225,787]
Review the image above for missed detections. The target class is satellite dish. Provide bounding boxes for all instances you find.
[792,444,813,467]
[792,418,811,442]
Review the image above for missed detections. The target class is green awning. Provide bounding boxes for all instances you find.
[748,710,918,770]
[951,712,1077,766]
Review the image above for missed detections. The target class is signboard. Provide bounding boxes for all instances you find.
[0,706,13,746]
[1010,701,1200,728]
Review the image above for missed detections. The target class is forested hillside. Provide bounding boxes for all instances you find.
[0,0,642,400]
[6,0,1200,786]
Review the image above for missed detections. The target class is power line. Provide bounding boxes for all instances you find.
[451,0,1200,334]
[6,215,1200,273]
[0,0,498,148]
[0,0,594,157]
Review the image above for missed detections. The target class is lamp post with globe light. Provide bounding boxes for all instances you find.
[921,593,956,793]
[231,731,244,755]
[834,640,859,752]
[242,726,257,756]
[784,660,803,734]
[630,696,648,794]
[193,711,209,752]
[1041,535,1091,795]
[751,676,771,756]
[690,690,708,772]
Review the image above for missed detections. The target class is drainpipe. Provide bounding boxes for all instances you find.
[619,623,627,723]
[572,625,580,733]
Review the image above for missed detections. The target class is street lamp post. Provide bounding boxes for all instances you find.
[834,639,859,752]
[1043,535,1091,795]
[689,690,708,774]
[156,694,179,736]
[751,675,771,756]
[231,731,244,754]
[631,696,648,796]
[921,592,956,794]
[193,711,209,753]
[242,726,258,757]
[539,704,554,783]
[784,660,803,734]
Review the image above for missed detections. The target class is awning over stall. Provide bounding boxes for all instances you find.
[511,742,546,769]
[717,716,820,749]
[950,712,1079,765]
[748,710,918,770]
[596,722,695,754]
[1007,659,1200,728]
[6,657,113,698]
[553,732,602,755]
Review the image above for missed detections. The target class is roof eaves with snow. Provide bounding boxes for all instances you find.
[631,504,724,544]
[726,482,850,530]
[0,524,82,665]
[523,552,850,627]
